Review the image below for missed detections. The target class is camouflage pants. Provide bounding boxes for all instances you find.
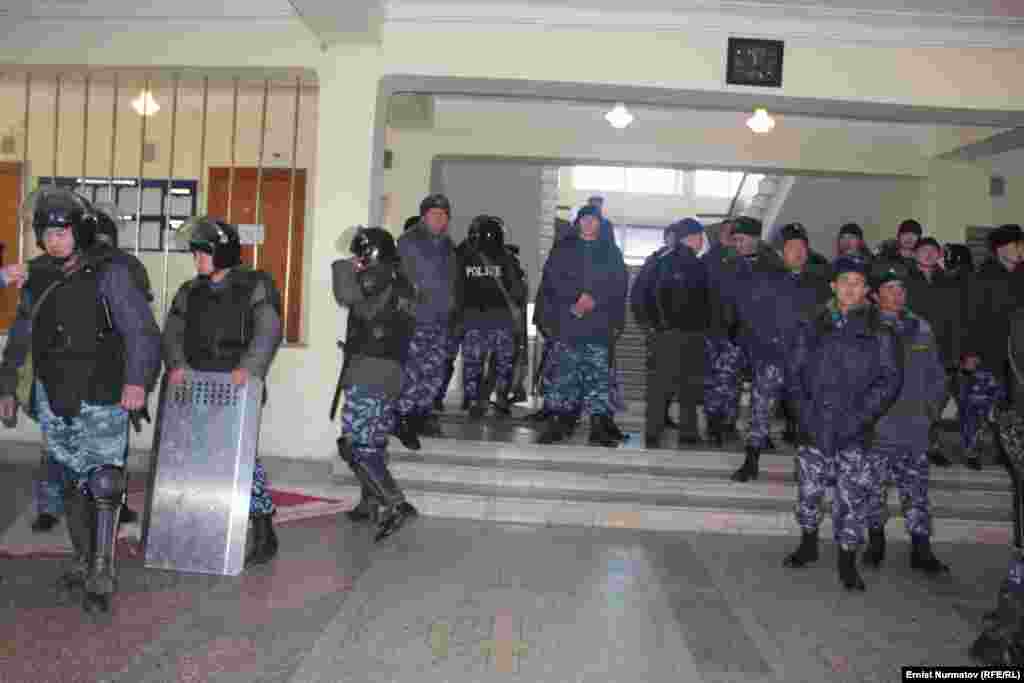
[865,441,931,538]
[397,323,449,418]
[462,326,516,402]
[35,450,68,516]
[795,444,875,549]
[35,380,129,492]
[342,384,395,462]
[746,359,784,449]
[704,337,743,424]
[543,341,612,417]
[960,369,1006,453]
[436,329,463,403]
[250,458,274,515]
[342,384,398,482]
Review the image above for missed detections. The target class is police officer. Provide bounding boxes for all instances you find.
[458,215,527,419]
[631,218,710,448]
[725,217,788,481]
[163,217,284,568]
[394,194,459,449]
[535,205,628,446]
[332,227,419,540]
[703,219,743,447]
[771,223,832,446]
[30,207,154,533]
[0,187,161,612]
[783,256,902,591]
[862,261,950,576]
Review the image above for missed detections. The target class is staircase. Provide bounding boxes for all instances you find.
[331,413,1014,544]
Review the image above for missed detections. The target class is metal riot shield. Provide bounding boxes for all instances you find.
[144,371,263,576]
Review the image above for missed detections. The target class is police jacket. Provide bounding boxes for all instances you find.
[534,221,628,347]
[723,246,789,360]
[0,248,162,419]
[397,222,458,326]
[787,302,903,457]
[874,310,948,449]
[331,258,416,396]
[458,243,527,330]
[163,267,283,379]
[964,258,1024,379]
[904,265,963,368]
[630,245,710,333]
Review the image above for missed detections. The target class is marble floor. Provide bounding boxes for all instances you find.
[0,459,1011,683]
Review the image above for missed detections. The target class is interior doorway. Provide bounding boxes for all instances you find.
[0,163,22,331]
[207,167,306,344]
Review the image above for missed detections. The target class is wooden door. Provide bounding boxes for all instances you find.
[207,167,306,343]
[0,163,22,331]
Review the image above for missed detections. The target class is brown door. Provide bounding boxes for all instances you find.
[0,163,22,331]
[207,167,306,343]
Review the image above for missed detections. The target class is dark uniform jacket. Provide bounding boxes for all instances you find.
[163,267,283,381]
[787,302,903,457]
[904,265,963,369]
[964,258,1024,380]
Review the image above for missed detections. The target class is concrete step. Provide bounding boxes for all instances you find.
[331,435,1014,543]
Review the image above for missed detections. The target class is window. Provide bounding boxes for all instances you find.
[695,170,746,199]
[572,166,626,192]
[625,167,680,195]
[572,165,683,195]
[620,225,665,264]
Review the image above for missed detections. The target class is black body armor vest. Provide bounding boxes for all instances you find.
[31,261,125,418]
[183,273,260,372]
[345,272,416,363]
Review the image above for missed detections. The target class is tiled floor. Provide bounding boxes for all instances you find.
[0,458,1012,683]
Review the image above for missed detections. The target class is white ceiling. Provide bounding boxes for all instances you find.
[392,0,1024,19]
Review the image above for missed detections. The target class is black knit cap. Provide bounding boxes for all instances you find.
[897,219,923,236]
[989,224,1023,252]
[777,222,810,247]
[838,223,864,240]
[870,260,909,289]
[915,237,941,252]
[732,216,763,238]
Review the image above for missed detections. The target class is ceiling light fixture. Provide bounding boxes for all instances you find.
[746,108,775,134]
[131,90,160,117]
[605,103,634,129]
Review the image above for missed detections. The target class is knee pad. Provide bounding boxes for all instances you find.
[88,466,125,502]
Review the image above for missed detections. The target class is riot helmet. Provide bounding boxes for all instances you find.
[177,216,242,270]
[468,215,504,256]
[350,226,398,267]
[944,243,974,273]
[25,186,98,251]
[91,200,124,249]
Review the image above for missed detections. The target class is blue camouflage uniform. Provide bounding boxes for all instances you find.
[788,302,903,549]
[397,221,458,421]
[0,252,162,494]
[725,244,788,449]
[701,242,743,425]
[534,212,628,421]
[865,311,948,538]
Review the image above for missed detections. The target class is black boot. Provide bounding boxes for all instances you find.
[606,418,626,443]
[58,486,92,601]
[120,506,139,524]
[730,446,760,482]
[706,415,724,448]
[245,512,279,567]
[910,535,950,576]
[377,501,419,542]
[537,415,568,444]
[970,581,1024,665]
[782,419,798,446]
[433,397,445,413]
[783,529,819,568]
[84,467,125,614]
[345,484,379,523]
[928,448,952,467]
[762,436,777,454]
[393,416,421,451]
[644,432,661,449]
[862,527,886,569]
[966,456,983,471]
[588,415,620,448]
[468,399,488,420]
[31,512,59,532]
[525,407,549,422]
[838,547,866,591]
[420,413,443,438]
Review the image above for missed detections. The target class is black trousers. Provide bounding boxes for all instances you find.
[645,330,705,438]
